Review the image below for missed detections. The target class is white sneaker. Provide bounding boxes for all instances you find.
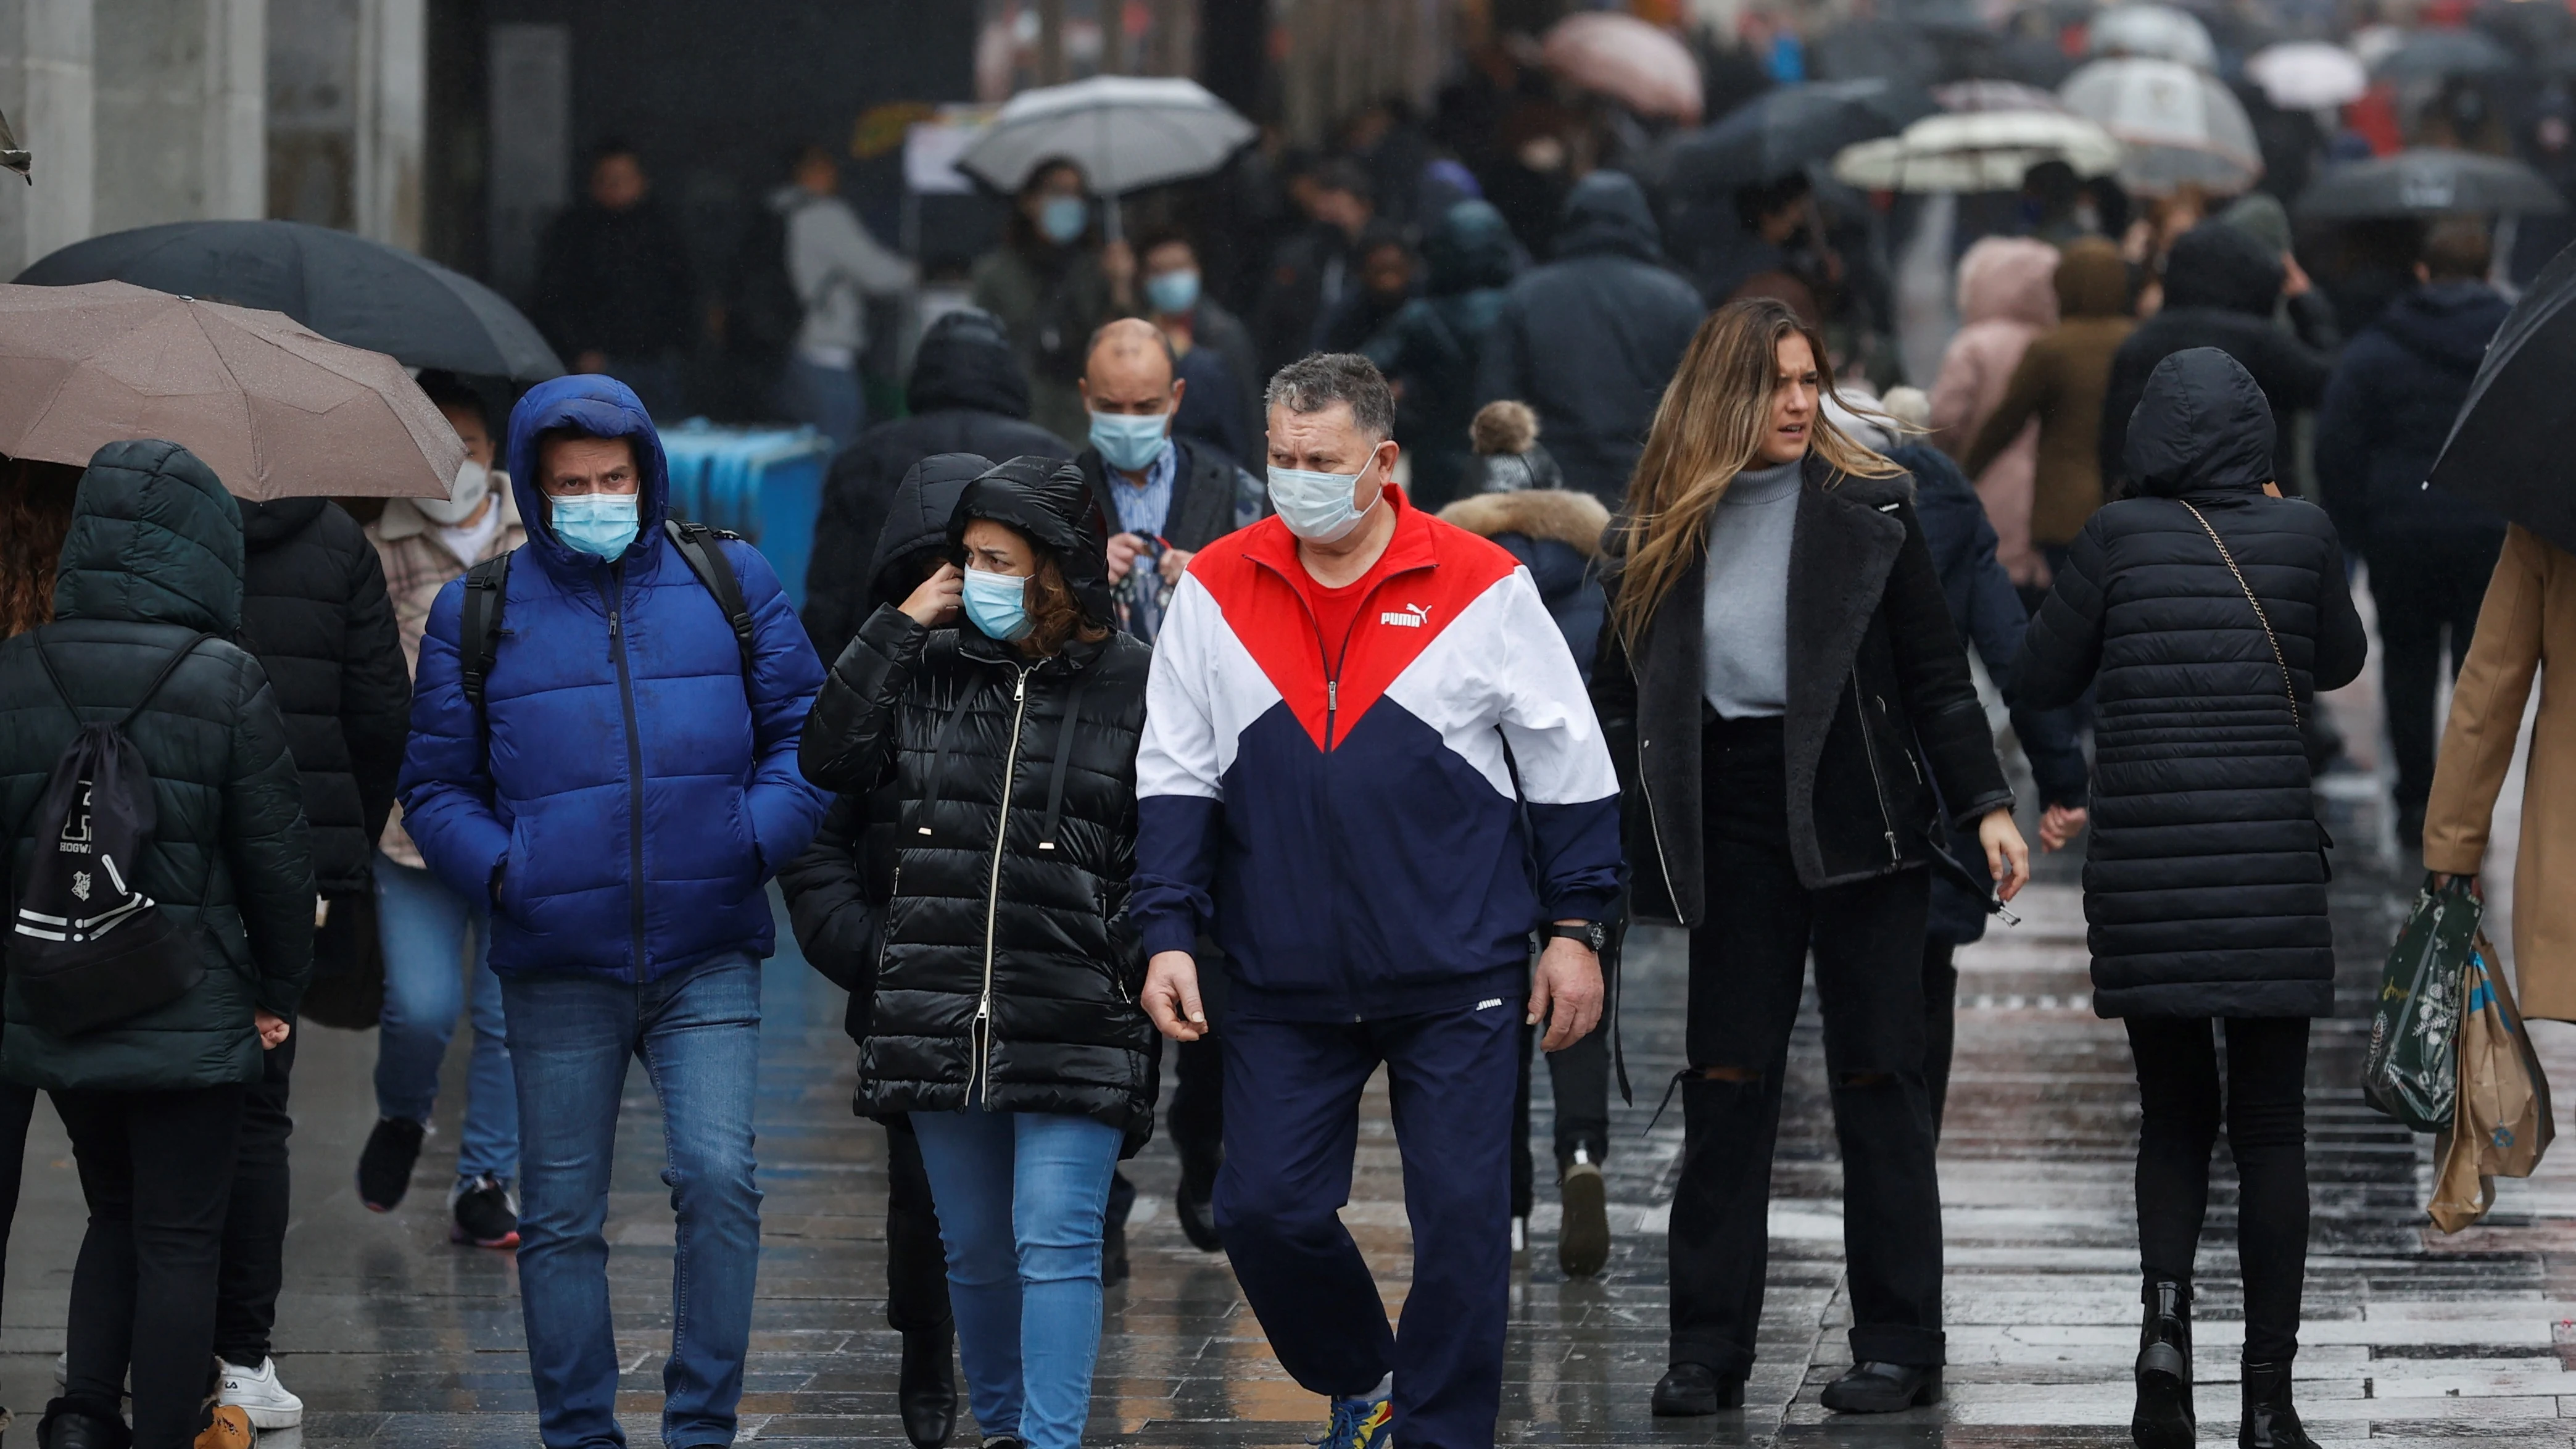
[217,1356,304,1429]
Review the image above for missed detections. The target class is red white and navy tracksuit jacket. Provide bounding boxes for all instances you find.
[1132,489,1623,1022]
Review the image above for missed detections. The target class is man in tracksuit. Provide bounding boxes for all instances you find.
[1133,352,1621,1449]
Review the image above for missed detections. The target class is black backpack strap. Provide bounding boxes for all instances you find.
[663,520,759,687]
[459,550,514,712]
[27,631,213,731]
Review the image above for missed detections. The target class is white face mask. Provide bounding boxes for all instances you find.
[1267,452,1383,543]
[415,460,495,526]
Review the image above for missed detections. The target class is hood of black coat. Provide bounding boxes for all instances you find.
[1423,199,1518,296]
[52,439,244,634]
[1553,171,1663,263]
[2374,280,2511,376]
[950,456,1115,626]
[237,496,328,551]
[907,307,1031,419]
[2123,347,2276,497]
[870,452,990,608]
[2160,223,2284,317]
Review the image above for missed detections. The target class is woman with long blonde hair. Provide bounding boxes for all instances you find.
[1592,299,2029,1418]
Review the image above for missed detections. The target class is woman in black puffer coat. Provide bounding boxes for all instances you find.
[798,454,1152,1449]
[2018,347,2365,1449]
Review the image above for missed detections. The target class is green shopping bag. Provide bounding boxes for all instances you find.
[2363,876,2482,1132]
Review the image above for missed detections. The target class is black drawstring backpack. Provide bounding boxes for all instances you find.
[7,634,214,1036]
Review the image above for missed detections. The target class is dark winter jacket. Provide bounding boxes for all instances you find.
[398,375,831,984]
[1437,487,1610,681]
[1075,435,1264,562]
[1593,454,2015,926]
[2018,349,2367,1018]
[2100,224,2333,492]
[1477,173,1706,504]
[0,441,313,1092]
[1897,443,2088,946]
[797,458,1158,1146]
[1169,296,1263,469]
[802,309,1074,658]
[532,198,697,362]
[1362,200,1520,507]
[236,497,410,896]
[2315,280,2512,556]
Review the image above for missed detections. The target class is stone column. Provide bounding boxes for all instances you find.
[93,0,263,233]
[269,0,421,246]
[0,0,95,274]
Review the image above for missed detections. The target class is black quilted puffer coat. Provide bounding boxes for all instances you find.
[798,457,1157,1147]
[2018,348,2367,1018]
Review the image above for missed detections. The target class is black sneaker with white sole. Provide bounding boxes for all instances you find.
[357,1117,426,1213]
[450,1175,520,1248]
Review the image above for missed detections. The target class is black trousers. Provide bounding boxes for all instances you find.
[1671,715,1944,1375]
[2126,1016,2311,1364]
[1509,1008,1612,1218]
[1106,1033,1226,1232]
[51,1082,247,1449]
[882,1115,953,1334]
[1923,939,1958,1139]
[214,1029,294,1366]
[2368,534,2504,819]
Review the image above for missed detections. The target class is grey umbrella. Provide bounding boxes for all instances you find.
[1668,80,1936,193]
[2370,28,2516,81]
[0,106,25,181]
[2297,148,2566,219]
[957,76,1256,241]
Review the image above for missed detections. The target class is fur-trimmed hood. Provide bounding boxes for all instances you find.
[1438,488,1611,558]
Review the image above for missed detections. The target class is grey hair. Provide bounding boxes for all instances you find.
[1264,352,1396,442]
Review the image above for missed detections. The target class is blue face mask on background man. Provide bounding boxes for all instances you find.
[1144,268,1201,316]
[961,566,1034,642]
[1089,410,1173,474]
[552,493,640,559]
[1038,196,1088,245]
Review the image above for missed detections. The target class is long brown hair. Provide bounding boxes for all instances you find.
[1017,553,1109,660]
[1,455,82,639]
[1608,299,1900,647]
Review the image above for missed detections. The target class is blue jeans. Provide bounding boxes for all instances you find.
[909,1108,1123,1449]
[781,355,865,455]
[502,955,763,1449]
[372,852,518,1186]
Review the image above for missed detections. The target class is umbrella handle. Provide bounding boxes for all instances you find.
[1101,190,1123,244]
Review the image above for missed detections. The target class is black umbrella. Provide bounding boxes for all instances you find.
[2370,28,2516,82]
[2429,240,2576,554]
[1812,20,1945,93]
[16,219,563,382]
[2297,148,2567,219]
[1669,80,1936,193]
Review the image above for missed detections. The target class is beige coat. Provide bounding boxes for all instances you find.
[365,488,525,868]
[1929,237,2060,585]
[2424,525,2576,1020]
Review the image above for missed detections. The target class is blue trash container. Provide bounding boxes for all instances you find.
[658,420,833,608]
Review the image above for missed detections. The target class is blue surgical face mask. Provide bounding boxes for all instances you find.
[1037,195,1089,245]
[961,565,1033,642]
[1267,453,1383,543]
[551,492,640,559]
[1144,267,1201,315]
[1089,410,1173,474]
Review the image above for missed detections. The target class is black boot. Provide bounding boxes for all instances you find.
[2239,1361,2321,1449]
[897,1320,958,1449]
[1650,1361,1744,1415]
[2132,1279,2193,1449]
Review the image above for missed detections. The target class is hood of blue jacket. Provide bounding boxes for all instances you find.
[503,375,671,577]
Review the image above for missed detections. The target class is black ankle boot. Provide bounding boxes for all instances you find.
[2239,1361,2320,1448]
[897,1319,958,1448]
[2132,1279,2193,1449]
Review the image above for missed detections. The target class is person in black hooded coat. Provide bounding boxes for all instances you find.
[801,308,1074,658]
[797,455,1154,1449]
[2017,347,2364,1449]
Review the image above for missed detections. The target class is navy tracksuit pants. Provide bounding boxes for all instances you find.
[1214,1000,1520,1449]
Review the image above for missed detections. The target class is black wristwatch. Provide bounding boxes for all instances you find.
[1539,920,1609,953]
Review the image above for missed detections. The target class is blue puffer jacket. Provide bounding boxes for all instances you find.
[397,376,830,982]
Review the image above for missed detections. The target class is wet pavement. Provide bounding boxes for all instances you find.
[1,615,2569,1446]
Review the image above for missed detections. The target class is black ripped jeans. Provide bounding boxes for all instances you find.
[1669,715,1944,1376]
[2125,1016,2311,1364]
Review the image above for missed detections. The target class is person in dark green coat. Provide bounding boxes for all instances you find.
[0,438,313,1449]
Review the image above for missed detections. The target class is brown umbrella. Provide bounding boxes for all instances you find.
[0,280,463,499]
[1542,12,1705,124]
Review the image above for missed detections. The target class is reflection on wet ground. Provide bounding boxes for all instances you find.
[2,659,2569,1445]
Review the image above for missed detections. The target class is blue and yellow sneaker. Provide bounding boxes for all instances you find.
[1316,1390,1394,1449]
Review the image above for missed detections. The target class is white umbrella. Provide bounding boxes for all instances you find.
[2245,43,2369,111]
[2060,57,2263,194]
[2087,4,2219,72]
[1833,110,2124,192]
[1541,12,1704,123]
[957,75,1256,210]
[1932,80,2072,115]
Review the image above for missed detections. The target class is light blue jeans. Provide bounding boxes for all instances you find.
[503,955,764,1449]
[372,850,518,1186]
[909,1108,1124,1449]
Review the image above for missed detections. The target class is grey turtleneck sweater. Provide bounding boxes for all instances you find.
[1700,459,1802,718]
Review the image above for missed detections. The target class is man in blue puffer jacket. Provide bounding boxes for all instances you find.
[398,375,829,1449]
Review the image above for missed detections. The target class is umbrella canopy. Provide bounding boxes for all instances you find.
[956,75,1257,196]
[2297,148,2567,218]
[2060,57,2262,194]
[0,106,25,180]
[1541,11,1704,123]
[1669,80,1935,192]
[2371,28,2515,82]
[1812,18,1946,93]
[2246,42,2369,110]
[2429,243,2576,554]
[2087,4,2219,71]
[1833,109,2124,192]
[0,281,463,500]
[1933,79,2073,114]
[17,220,561,383]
